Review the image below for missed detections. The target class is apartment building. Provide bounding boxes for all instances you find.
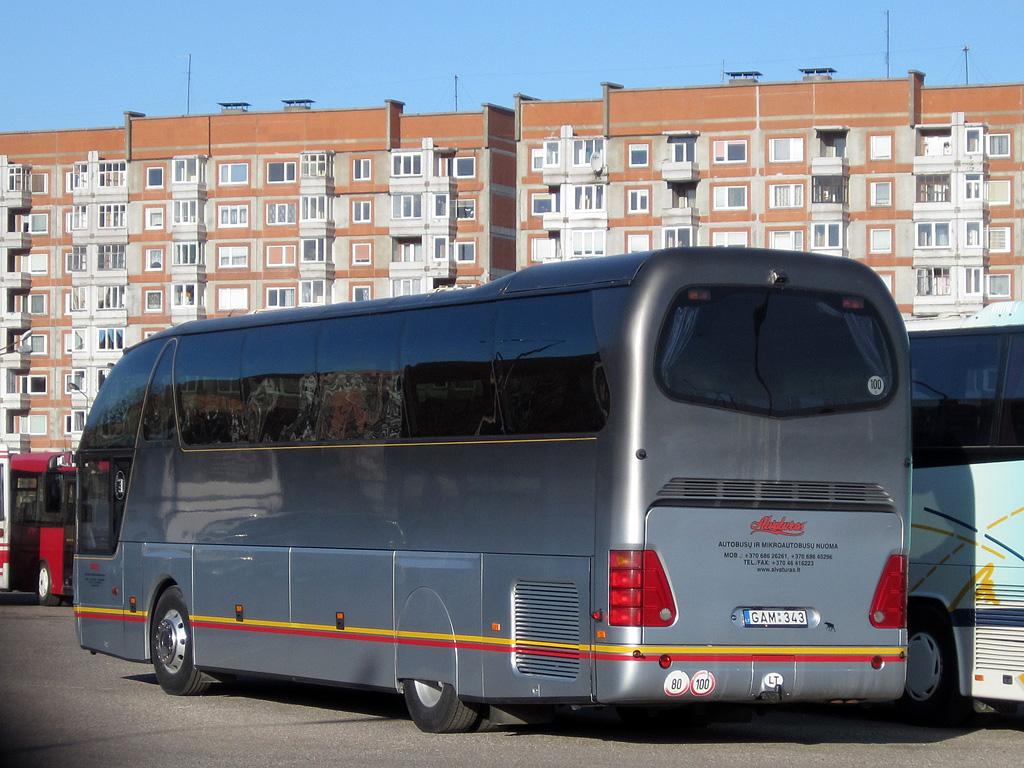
[515,71,1023,317]
[2,70,1022,452]
[0,101,516,453]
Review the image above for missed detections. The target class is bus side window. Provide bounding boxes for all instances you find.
[142,340,178,442]
[175,331,245,446]
[241,323,318,444]
[494,293,607,435]
[998,333,1024,446]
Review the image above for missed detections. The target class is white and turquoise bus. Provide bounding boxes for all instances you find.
[901,301,1024,724]
[75,248,911,732]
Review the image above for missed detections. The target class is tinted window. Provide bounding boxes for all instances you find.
[912,333,1002,448]
[998,333,1024,446]
[656,287,896,417]
[241,323,318,443]
[80,341,163,450]
[176,331,245,445]
[494,293,608,434]
[317,314,403,441]
[402,304,499,438]
[141,341,177,442]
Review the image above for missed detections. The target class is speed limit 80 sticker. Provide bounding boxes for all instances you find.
[663,670,690,696]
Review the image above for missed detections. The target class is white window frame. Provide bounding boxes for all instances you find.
[144,290,164,313]
[145,206,164,230]
[300,195,330,222]
[916,221,951,249]
[531,191,559,216]
[266,286,297,309]
[452,156,476,178]
[626,233,651,253]
[299,280,326,306]
[352,199,372,224]
[218,162,248,186]
[668,135,696,163]
[713,139,747,164]
[572,138,604,167]
[811,222,842,250]
[627,188,650,214]
[173,242,203,266]
[146,166,164,189]
[870,181,893,207]
[64,410,86,436]
[23,212,48,234]
[987,273,1012,298]
[392,194,422,219]
[988,226,1011,253]
[266,244,296,267]
[454,241,476,263]
[869,228,893,254]
[988,179,1011,206]
[769,183,804,209]
[869,135,893,161]
[966,220,983,248]
[146,248,164,271]
[96,285,125,311]
[301,152,330,178]
[391,153,422,177]
[172,199,198,225]
[96,327,126,351]
[964,267,983,297]
[65,246,88,273]
[572,185,604,212]
[916,267,951,297]
[353,158,371,181]
[531,237,558,262]
[711,230,749,248]
[301,238,327,263]
[571,229,606,258]
[769,230,804,251]
[713,185,748,210]
[455,199,476,220]
[352,285,372,302]
[987,133,1011,158]
[351,242,372,266]
[172,283,203,307]
[768,137,803,163]
[628,144,650,168]
[217,245,248,269]
[663,227,693,248]
[266,161,297,184]
[27,293,47,315]
[173,156,203,184]
[218,204,249,228]
[266,202,296,225]
[19,414,47,436]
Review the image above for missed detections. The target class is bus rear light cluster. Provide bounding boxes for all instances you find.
[608,550,677,627]
[869,554,907,629]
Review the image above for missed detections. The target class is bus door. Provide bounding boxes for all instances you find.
[75,455,132,657]
[0,447,9,591]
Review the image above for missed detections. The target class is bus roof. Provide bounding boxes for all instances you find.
[11,452,75,474]
[907,301,1024,332]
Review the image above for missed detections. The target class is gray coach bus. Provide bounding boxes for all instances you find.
[75,248,910,733]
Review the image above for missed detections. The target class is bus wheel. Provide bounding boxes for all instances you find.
[897,608,972,727]
[37,562,60,606]
[151,587,210,696]
[402,679,482,733]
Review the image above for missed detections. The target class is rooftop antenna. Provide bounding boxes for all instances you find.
[186,53,192,114]
[454,74,459,111]
[963,45,970,84]
[884,10,890,78]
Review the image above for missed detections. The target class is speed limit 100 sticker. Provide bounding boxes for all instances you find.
[690,670,716,696]
[663,670,690,697]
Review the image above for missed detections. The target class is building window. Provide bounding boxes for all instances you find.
[26,333,47,355]
[212,287,245,312]
[300,195,329,221]
[392,277,424,297]
[96,285,125,310]
[218,204,249,227]
[531,236,558,262]
[97,204,126,228]
[965,174,983,200]
[543,140,560,167]
[870,181,892,207]
[811,176,848,204]
[571,229,606,258]
[146,166,164,188]
[65,246,88,273]
[23,252,47,274]
[352,285,372,302]
[217,245,248,269]
[173,199,198,225]
[23,213,48,234]
[811,223,842,250]
[353,158,371,181]
[531,191,559,215]
[65,329,86,354]
[713,185,747,210]
[301,153,330,178]
[266,244,296,266]
[392,194,422,219]
[988,179,1011,206]
[433,236,449,261]
[266,287,296,309]
[145,207,164,230]
[19,414,47,436]
[145,290,163,312]
[66,287,87,314]
[965,127,984,154]
[218,162,248,185]
[530,147,545,172]
[352,199,372,223]
[395,241,422,263]
[964,268,983,297]
[267,161,296,184]
[452,156,476,178]
[173,156,203,184]
[98,161,126,188]
[663,227,693,248]
[869,135,893,161]
[299,238,326,263]
[97,327,125,351]
[266,202,296,224]
[989,227,1011,253]
[454,241,476,263]
[916,267,951,297]
[392,153,422,177]
[916,174,951,203]
[20,374,48,396]
[916,222,950,248]
[769,183,803,209]
[712,139,747,164]
[711,231,748,247]
[68,205,88,231]
[97,244,126,270]
[455,199,476,220]
[572,138,604,167]
[173,242,202,266]
[351,242,372,266]
[146,248,164,271]
[870,228,893,254]
[299,280,326,306]
[628,144,649,168]
[572,185,605,211]
[988,133,1011,158]
[64,411,86,435]
[626,233,651,253]
[769,230,804,251]
[172,283,203,307]
[987,273,1012,298]
[668,136,696,163]
[769,137,803,163]
[433,193,449,219]
[628,188,650,214]
[819,131,847,158]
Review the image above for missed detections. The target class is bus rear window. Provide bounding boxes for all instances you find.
[655,286,897,417]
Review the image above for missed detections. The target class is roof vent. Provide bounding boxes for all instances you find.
[800,67,836,82]
[218,102,251,113]
[726,70,762,84]
[282,99,315,111]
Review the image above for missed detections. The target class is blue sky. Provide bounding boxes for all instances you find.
[3,0,1022,133]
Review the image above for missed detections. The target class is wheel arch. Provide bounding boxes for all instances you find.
[906,595,969,699]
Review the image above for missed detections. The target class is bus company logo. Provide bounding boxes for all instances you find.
[750,515,806,536]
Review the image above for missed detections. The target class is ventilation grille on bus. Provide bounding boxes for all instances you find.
[975,584,1024,672]
[656,478,895,511]
[513,581,581,680]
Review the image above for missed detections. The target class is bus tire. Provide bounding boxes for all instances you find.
[897,607,972,727]
[402,679,482,733]
[151,587,210,696]
[38,562,60,606]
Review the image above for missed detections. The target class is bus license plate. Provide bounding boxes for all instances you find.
[742,609,807,627]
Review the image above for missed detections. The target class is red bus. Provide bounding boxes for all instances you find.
[4,452,76,605]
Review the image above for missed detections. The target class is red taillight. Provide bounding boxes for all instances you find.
[608,550,677,627]
[869,554,907,629]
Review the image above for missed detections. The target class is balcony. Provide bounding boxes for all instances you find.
[661,160,699,184]
[810,155,849,176]
[298,259,336,282]
[0,185,31,210]
[0,230,31,250]
[660,206,700,229]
